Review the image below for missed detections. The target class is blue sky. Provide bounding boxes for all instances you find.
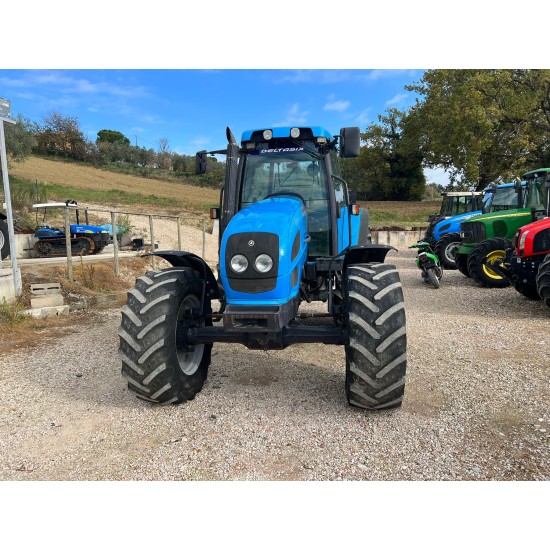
[0,68,449,184]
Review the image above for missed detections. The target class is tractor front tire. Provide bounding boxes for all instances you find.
[434,232,461,269]
[456,253,470,278]
[467,238,512,288]
[0,218,9,259]
[344,263,407,410]
[119,267,212,404]
[536,253,550,308]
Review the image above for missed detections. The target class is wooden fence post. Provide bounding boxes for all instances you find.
[111,211,120,276]
[65,206,73,282]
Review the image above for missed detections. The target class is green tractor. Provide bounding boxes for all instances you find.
[456,169,549,287]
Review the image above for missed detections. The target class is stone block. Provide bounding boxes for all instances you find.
[30,294,64,308]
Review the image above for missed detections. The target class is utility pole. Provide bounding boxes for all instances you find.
[0,98,22,296]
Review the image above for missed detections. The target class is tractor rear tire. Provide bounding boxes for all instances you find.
[513,281,540,301]
[344,263,407,410]
[119,267,212,404]
[0,218,9,259]
[434,232,461,269]
[536,253,550,308]
[467,238,512,288]
[456,253,470,278]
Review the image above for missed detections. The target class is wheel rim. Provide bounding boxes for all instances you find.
[0,232,4,250]
[38,241,52,255]
[444,242,460,263]
[482,249,506,279]
[176,294,204,376]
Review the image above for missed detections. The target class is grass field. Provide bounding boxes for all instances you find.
[5,156,440,227]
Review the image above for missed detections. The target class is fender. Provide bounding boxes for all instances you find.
[343,245,396,267]
[145,250,221,299]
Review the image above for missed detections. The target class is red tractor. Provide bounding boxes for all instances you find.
[506,216,550,306]
[492,172,550,306]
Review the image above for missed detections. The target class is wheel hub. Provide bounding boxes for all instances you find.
[445,242,460,263]
[482,250,506,279]
[176,295,205,375]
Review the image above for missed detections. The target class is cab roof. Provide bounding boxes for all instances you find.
[522,167,550,178]
[241,126,333,143]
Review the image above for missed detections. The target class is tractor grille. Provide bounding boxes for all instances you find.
[461,221,485,243]
[533,228,550,254]
[225,231,279,294]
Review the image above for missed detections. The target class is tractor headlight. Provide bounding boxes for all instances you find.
[230,254,248,273]
[254,254,273,273]
[518,230,529,250]
[290,127,300,138]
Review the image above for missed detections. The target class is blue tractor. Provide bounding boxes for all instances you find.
[119,126,407,410]
[32,200,110,257]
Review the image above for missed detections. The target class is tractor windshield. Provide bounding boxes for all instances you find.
[240,150,330,256]
[490,186,524,212]
[440,195,477,217]
[524,175,548,212]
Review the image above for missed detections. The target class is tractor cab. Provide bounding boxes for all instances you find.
[523,168,550,219]
[203,126,367,262]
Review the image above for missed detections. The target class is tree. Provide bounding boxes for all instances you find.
[406,69,550,189]
[2,115,37,166]
[34,111,87,161]
[343,109,426,201]
[156,137,171,170]
[96,129,130,146]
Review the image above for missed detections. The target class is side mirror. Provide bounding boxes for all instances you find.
[348,190,357,205]
[545,174,550,189]
[195,150,208,174]
[339,127,360,158]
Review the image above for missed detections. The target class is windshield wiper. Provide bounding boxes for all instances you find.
[290,139,323,160]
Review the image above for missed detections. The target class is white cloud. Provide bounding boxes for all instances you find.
[385,93,409,106]
[324,94,350,112]
[273,103,309,126]
[273,70,352,85]
[362,69,420,82]
[2,71,148,99]
[355,108,372,125]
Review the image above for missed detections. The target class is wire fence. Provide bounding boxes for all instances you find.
[61,205,210,282]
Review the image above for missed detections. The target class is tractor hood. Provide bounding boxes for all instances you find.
[71,224,110,234]
[220,196,308,305]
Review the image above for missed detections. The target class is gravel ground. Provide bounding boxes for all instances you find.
[1,248,549,482]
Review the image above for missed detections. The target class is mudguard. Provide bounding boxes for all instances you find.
[343,245,396,267]
[145,250,221,299]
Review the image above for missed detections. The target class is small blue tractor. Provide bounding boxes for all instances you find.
[119,126,407,410]
[32,200,110,257]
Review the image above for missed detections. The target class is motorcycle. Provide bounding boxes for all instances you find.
[409,241,443,289]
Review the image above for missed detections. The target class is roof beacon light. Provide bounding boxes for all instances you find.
[263,129,273,140]
[290,127,300,139]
